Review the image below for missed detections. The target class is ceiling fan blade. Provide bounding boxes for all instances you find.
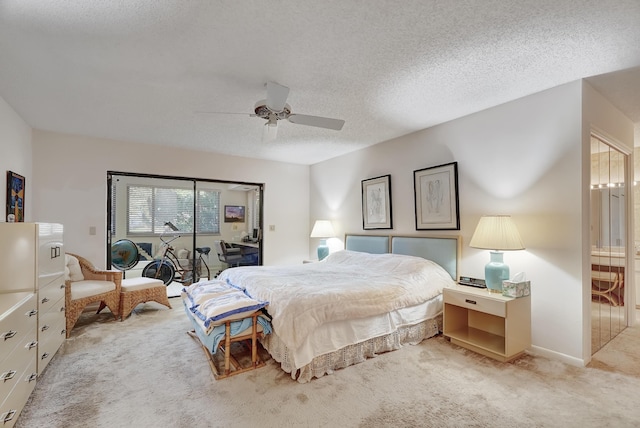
[266,81,290,112]
[193,111,250,116]
[288,114,345,131]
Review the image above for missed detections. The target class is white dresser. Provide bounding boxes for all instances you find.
[0,223,65,427]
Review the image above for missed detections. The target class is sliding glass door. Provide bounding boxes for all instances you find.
[107,172,263,284]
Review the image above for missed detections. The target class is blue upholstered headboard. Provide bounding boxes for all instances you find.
[344,234,389,254]
[344,234,460,280]
[391,236,459,280]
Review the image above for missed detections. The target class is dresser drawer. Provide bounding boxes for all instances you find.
[38,318,66,374]
[444,289,506,317]
[0,334,37,404]
[0,360,38,428]
[0,295,37,364]
[38,271,64,292]
[39,308,65,340]
[38,279,65,313]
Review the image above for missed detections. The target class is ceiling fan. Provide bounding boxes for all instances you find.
[252,81,345,141]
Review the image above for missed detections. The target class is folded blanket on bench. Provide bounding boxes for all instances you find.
[183,279,269,331]
[183,296,272,352]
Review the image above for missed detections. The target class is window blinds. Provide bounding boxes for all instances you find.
[127,185,220,235]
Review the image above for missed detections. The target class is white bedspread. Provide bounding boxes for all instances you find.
[218,250,455,350]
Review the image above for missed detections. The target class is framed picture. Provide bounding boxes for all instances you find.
[6,171,25,222]
[224,205,245,223]
[414,162,459,230]
[361,174,392,230]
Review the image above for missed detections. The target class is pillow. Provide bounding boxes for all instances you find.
[191,290,268,328]
[177,248,190,259]
[65,254,84,282]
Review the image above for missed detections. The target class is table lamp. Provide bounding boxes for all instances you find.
[310,220,335,260]
[469,215,525,292]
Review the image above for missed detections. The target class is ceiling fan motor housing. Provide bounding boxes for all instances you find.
[254,100,291,121]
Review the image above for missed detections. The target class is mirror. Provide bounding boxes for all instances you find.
[590,135,627,353]
[107,172,263,295]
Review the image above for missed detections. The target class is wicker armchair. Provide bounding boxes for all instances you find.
[65,253,122,338]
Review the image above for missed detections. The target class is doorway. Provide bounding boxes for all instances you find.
[106,171,263,292]
[590,134,628,353]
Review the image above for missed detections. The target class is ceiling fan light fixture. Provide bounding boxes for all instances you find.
[266,113,278,127]
[263,120,278,141]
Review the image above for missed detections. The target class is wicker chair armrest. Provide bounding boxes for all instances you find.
[67,253,122,292]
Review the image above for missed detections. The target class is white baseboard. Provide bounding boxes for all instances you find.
[528,345,585,367]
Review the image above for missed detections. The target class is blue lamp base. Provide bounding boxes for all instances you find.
[485,251,509,293]
[317,239,329,260]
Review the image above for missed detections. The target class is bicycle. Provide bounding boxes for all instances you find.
[142,224,211,286]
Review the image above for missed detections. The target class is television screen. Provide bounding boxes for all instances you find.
[224,205,245,223]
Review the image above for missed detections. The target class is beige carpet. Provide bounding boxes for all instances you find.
[16,300,640,428]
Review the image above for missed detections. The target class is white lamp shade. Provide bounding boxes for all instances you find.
[310,220,335,238]
[469,215,525,251]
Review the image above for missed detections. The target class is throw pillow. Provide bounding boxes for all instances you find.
[65,254,84,282]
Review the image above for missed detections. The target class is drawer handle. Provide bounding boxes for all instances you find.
[60,283,65,289]
[41,325,50,332]
[60,329,67,336]
[2,330,17,341]
[1,410,16,423]
[27,373,38,382]
[465,299,477,305]
[26,341,38,350]
[41,352,50,360]
[26,309,38,317]
[1,370,16,382]
[41,297,50,304]
[60,306,65,312]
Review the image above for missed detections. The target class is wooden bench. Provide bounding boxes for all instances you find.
[187,311,266,379]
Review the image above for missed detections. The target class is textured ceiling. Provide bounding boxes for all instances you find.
[1,1,640,165]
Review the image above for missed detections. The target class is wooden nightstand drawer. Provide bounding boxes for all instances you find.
[443,288,505,317]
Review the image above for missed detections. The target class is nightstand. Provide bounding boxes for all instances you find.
[443,285,531,362]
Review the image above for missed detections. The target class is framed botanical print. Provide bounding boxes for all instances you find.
[6,170,25,222]
[362,174,392,230]
[413,162,459,230]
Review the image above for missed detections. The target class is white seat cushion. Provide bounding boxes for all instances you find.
[122,277,165,292]
[70,280,116,300]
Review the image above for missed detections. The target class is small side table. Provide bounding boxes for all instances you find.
[443,285,531,362]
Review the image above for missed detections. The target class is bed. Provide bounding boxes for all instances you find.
[212,233,460,382]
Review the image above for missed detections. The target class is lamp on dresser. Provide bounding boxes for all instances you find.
[469,215,525,293]
[310,220,335,261]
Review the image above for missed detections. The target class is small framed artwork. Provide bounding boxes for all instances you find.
[6,171,25,222]
[362,174,392,230]
[414,162,459,230]
[224,205,245,223]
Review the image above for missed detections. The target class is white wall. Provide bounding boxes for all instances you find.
[311,81,591,362]
[31,130,310,268]
[0,96,32,222]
